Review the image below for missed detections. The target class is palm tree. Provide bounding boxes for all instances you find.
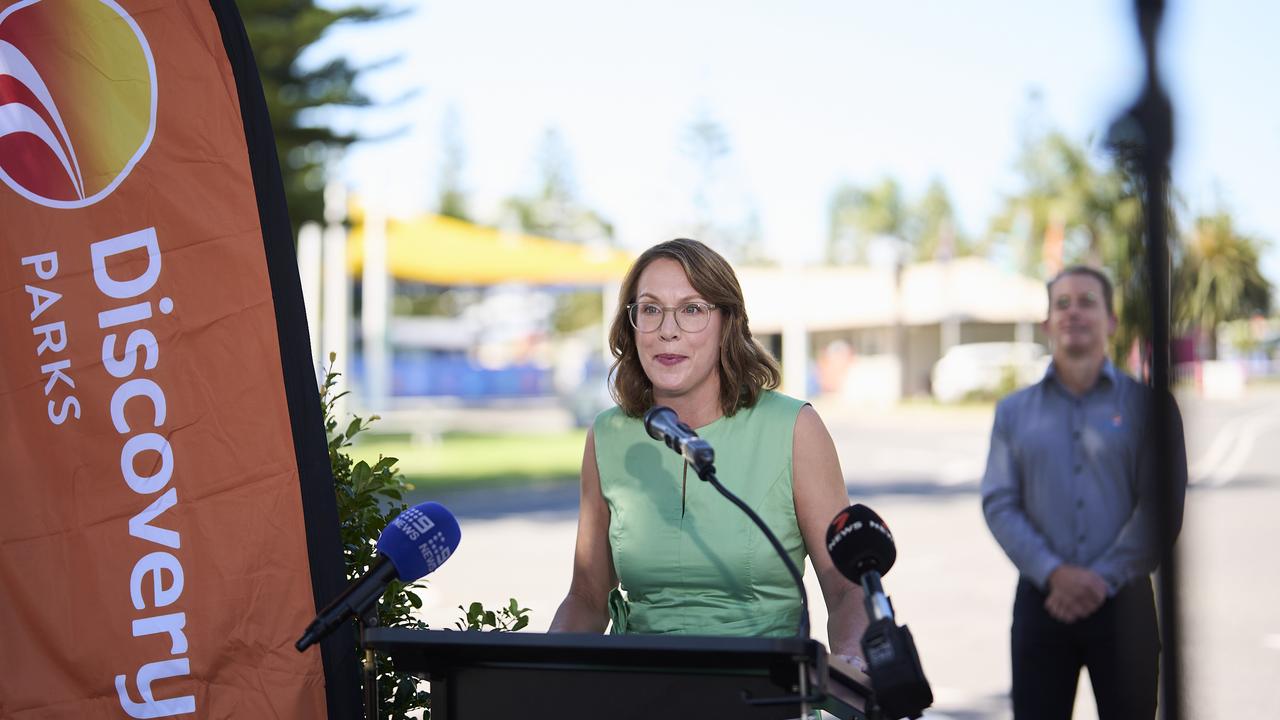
[990,131,1162,366]
[989,132,1128,275]
[1095,144,1154,368]
[1174,212,1272,359]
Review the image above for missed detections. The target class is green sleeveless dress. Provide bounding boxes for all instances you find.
[593,390,808,637]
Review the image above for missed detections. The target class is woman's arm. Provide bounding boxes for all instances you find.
[549,428,618,633]
[792,405,870,663]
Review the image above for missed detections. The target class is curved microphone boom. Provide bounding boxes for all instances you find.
[295,501,461,652]
[643,405,809,639]
[826,504,932,719]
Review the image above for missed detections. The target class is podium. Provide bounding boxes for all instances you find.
[365,627,870,720]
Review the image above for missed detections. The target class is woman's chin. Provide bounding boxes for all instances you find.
[649,379,690,398]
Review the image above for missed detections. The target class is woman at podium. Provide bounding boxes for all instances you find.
[549,238,870,674]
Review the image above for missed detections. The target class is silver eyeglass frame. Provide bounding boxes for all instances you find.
[625,302,719,333]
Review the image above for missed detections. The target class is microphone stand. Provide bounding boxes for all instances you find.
[691,458,820,717]
[356,596,380,719]
[860,572,894,622]
[854,570,932,719]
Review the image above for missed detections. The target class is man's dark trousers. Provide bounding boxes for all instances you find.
[1011,577,1160,719]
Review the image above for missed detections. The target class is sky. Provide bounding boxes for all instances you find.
[312,0,1280,283]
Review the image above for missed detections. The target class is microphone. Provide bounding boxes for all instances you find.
[643,405,714,471]
[296,501,461,652]
[826,503,897,621]
[826,504,933,719]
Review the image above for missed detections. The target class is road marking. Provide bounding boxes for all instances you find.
[1189,414,1245,481]
[1202,406,1280,487]
[1190,404,1280,486]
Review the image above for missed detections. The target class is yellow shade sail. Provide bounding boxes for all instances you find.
[347,213,635,285]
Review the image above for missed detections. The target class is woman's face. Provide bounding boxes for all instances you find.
[633,258,723,409]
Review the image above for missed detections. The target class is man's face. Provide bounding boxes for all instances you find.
[1044,273,1117,361]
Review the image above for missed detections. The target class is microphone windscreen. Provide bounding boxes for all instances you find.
[826,503,896,581]
[377,501,461,582]
[643,405,677,442]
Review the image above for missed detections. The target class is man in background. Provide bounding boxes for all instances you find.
[981,265,1187,719]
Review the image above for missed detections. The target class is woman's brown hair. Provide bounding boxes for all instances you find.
[608,238,781,417]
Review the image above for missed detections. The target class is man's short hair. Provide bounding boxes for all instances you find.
[1047,265,1115,317]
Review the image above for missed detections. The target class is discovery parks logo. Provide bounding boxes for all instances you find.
[0,0,156,209]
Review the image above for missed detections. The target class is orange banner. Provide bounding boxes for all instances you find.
[0,1,349,716]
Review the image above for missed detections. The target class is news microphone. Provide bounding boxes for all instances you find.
[296,501,461,652]
[643,405,714,471]
[826,503,897,621]
[826,504,933,719]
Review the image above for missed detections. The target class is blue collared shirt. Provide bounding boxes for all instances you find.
[980,359,1187,593]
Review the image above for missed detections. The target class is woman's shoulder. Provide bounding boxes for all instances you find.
[752,389,809,416]
[591,404,636,434]
[729,391,810,439]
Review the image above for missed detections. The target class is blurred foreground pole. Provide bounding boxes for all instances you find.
[322,183,350,419]
[297,222,323,375]
[1112,1,1181,718]
[362,203,390,409]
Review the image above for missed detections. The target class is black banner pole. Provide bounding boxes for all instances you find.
[1112,1,1182,717]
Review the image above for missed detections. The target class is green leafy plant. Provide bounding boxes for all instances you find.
[321,354,531,719]
[456,598,531,632]
[322,355,429,716]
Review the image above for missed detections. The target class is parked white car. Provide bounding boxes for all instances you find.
[930,342,1051,403]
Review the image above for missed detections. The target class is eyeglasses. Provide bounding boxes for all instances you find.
[627,302,718,333]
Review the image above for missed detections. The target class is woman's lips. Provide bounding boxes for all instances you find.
[655,354,686,366]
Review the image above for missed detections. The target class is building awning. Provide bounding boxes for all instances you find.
[347,212,634,286]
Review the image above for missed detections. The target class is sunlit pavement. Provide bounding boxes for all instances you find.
[412,386,1280,719]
